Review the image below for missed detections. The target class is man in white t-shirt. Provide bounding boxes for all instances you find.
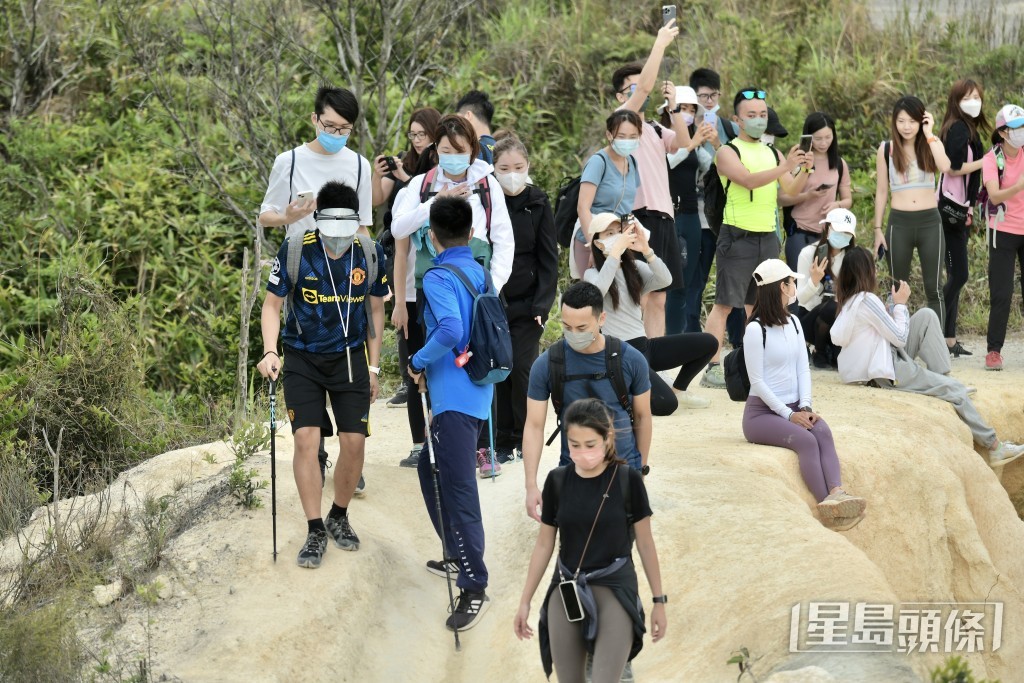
[259,86,372,238]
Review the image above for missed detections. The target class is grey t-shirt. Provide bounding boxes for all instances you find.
[528,339,651,468]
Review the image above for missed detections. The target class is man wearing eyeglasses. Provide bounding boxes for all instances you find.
[699,88,813,387]
[611,19,692,339]
[259,86,373,240]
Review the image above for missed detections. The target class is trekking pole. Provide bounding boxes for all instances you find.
[419,376,461,651]
[487,398,497,483]
[269,377,278,563]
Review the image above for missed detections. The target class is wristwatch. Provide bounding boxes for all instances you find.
[652,595,668,604]
[641,464,650,476]
[410,362,424,375]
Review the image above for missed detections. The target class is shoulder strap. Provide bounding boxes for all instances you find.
[651,122,663,139]
[619,464,633,523]
[837,157,845,186]
[758,319,767,347]
[604,337,634,423]
[356,153,363,192]
[479,176,492,237]
[551,465,570,508]
[286,231,306,292]
[545,341,568,446]
[288,148,296,204]
[884,141,891,168]
[420,167,439,202]
[357,237,377,340]
[429,262,484,299]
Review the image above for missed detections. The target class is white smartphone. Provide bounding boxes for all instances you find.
[703,110,718,127]
[296,190,315,203]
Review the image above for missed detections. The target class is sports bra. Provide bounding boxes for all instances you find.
[887,143,934,192]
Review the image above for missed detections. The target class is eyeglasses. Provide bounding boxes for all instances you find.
[407,131,429,141]
[696,91,721,102]
[739,90,767,101]
[317,116,353,136]
[619,84,638,96]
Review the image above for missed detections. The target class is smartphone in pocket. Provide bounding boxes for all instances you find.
[799,135,813,153]
[662,5,677,26]
[558,580,585,622]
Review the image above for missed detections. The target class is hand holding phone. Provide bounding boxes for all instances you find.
[703,111,718,127]
[799,135,813,153]
[662,5,677,27]
[385,156,399,173]
[296,190,315,203]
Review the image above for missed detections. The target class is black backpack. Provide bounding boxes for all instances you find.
[554,152,637,248]
[702,142,781,237]
[723,317,799,401]
[545,336,633,445]
[424,263,512,385]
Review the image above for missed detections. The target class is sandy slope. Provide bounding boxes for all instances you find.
[11,337,1024,682]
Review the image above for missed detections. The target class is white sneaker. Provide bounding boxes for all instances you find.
[989,441,1024,467]
[675,390,710,409]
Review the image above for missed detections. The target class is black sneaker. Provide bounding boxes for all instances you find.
[297,530,328,568]
[325,515,360,551]
[426,558,460,578]
[445,589,489,631]
[318,449,332,488]
[950,341,973,358]
[496,447,522,465]
[386,384,408,407]
[399,445,422,468]
[354,474,366,497]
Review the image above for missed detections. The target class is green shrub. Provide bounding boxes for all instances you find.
[0,600,84,683]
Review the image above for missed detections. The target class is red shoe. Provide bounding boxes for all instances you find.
[986,351,1004,371]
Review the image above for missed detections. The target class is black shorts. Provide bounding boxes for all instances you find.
[632,209,683,292]
[282,345,371,437]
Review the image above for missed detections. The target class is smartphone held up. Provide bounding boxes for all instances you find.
[661,5,677,26]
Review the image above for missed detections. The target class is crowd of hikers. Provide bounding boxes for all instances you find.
[251,17,1024,681]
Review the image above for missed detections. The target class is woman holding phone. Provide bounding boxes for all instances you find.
[780,112,852,269]
[873,96,951,324]
[513,398,665,683]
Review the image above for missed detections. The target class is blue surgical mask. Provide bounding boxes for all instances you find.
[827,232,852,249]
[318,131,348,154]
[438,153,471,176]
[611,139,640,156]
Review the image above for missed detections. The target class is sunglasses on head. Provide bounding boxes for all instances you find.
[740,90,767,101]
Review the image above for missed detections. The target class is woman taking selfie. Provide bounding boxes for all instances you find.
[514,398,665,683]
[831,247,1024,467]
[742,259,867,531]
[938,80,989,358]
[873,96,951,324]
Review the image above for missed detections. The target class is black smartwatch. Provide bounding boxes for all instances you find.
[640,464,650,476]
[652,595,668,604]
[410,363,424,375]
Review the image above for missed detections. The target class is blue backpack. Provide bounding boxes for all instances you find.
[427,263,512,385]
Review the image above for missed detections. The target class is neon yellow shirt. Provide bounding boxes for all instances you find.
[719,138,780,233]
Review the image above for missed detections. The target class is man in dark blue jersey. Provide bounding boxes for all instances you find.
[257,181,388,569]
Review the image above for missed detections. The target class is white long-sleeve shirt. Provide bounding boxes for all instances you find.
[389,159,515,298]
[796,245,847,311]
[830,292,909,383]
[743,317,811,420]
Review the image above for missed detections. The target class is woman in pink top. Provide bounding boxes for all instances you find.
[781,112,853,269]
[983,104,1024,371]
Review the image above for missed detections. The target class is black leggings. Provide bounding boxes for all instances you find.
[403,299,427,444]
[986,229,1024,353]
[798,299,838,359]
[942,224,970,339]
[627,333,717,416]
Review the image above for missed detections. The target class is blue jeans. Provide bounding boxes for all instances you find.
[667,212,716,335]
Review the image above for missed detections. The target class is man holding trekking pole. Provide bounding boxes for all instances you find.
[408,196,494,632]
[257,180,387,569]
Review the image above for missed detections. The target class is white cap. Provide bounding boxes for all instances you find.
[753,258,804,286]
[819,208,857,234]
[674,86,699,106]
[314,207,360,237]
[585,212,622,239]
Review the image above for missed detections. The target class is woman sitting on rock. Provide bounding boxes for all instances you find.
[831,247,1024,467]
[742,259,867,531]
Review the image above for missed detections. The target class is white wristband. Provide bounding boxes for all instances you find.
[368,365,381,375]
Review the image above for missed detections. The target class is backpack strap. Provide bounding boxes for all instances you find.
[427,262,490,299]
[551,465,570,511]
[604,336,634,423]
[546,341,568,446]
[288,148,296,204]
[651,122,664,139]
[419,167,439,202]
[721,142,741,199]
[357,236,378,340]
[284,230,310,335]
[619,464,635,542]
[884,141,891,170]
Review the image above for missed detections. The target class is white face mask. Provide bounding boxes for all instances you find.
[596,233,625,255]
[495,171,528,195]
[960,99,983,119]
[1008,128,1024,149]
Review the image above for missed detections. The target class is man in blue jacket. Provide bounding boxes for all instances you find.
[408,196,493,632]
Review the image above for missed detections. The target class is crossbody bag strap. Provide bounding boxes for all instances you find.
[570,465,621,579]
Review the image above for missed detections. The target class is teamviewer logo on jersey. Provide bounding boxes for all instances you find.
[302,288,319,305]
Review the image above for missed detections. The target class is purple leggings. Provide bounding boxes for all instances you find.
[741,396,841,502]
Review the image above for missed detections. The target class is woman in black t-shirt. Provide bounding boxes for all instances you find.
[513,399,666,682]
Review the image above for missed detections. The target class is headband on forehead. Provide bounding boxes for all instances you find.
[314,207,360,237]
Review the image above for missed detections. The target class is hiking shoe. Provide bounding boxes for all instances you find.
[989,441,1024,467]
[699,362,726,388]
[966,386,978,396]
[354,474,366,497]
[477,448,502,479]
[318,449,332,488]
[446,589,490,631]
[399,445,422,468]
[426,558,461,578]
[620,660,634,682]
[817,490,867,519]
[949,341,972,358]
[297,530,328,568]
[824,513,865,532]
[325,515,360,551]
[496,447,522,465]
[986,351,1003,371]
[675,390,710,409]
[811,352,831,369]
[386,383,408,407]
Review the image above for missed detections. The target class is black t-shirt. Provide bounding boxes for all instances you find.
[541,464,653,573]
[667,124,700,214]
[942,120,984,204]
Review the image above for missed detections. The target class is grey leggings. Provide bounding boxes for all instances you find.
[547,585,633,683]
[886,207,945,326]
[742,397,841,502]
